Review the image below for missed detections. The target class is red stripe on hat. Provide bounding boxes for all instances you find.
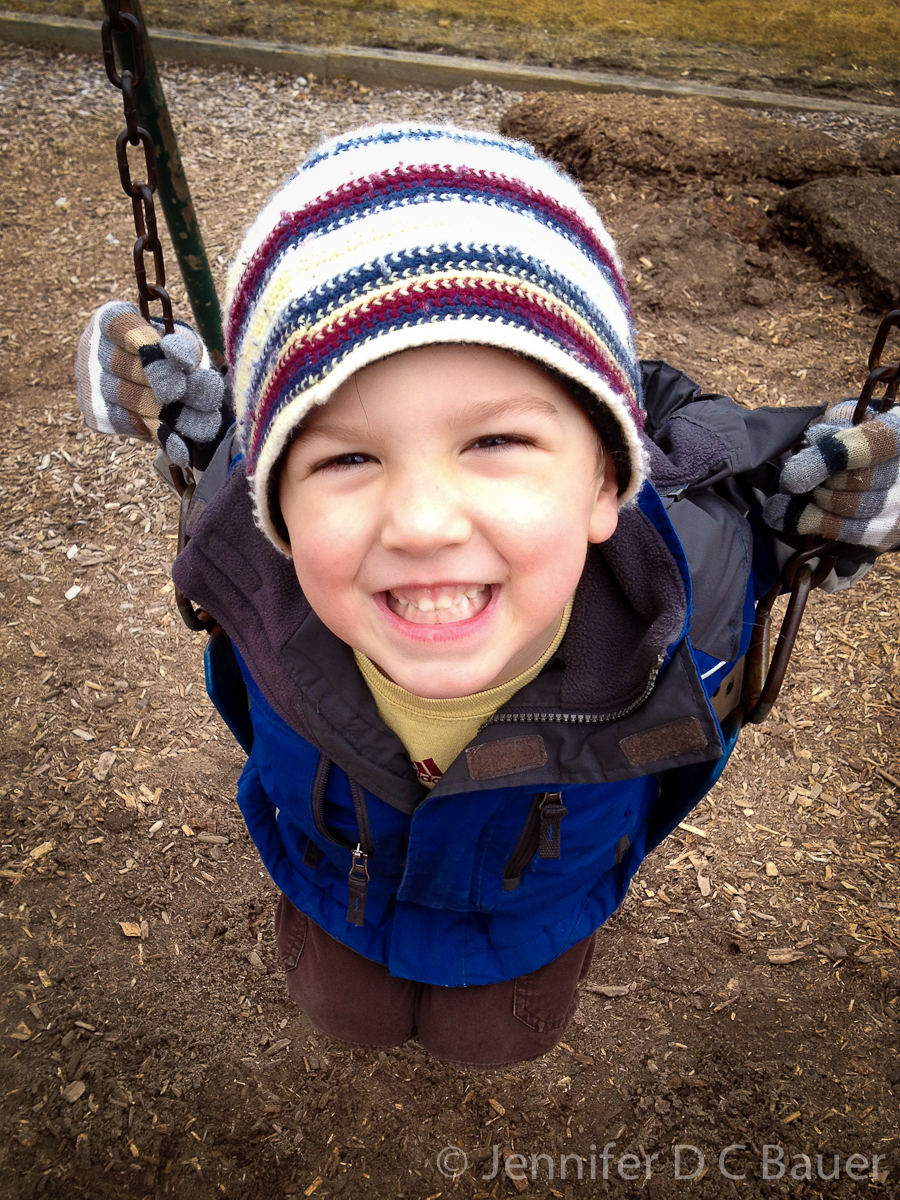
[227,163,629,362]
[247,275,639,465]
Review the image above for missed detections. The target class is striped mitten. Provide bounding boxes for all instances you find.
[76,301,228,472]
[764,399,900,552]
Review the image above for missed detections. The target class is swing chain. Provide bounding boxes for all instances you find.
[739,292,900,727]
[101,0,174,334]
[854,300,900,422]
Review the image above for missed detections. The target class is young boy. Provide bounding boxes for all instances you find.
[77,123,900,1069]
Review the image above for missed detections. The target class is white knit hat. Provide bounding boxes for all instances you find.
[226,123,647,552]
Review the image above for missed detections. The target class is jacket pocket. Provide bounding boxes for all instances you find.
[502,792,568,892]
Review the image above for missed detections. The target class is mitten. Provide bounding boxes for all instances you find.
[764,399,900,552]
[75,301,229,473]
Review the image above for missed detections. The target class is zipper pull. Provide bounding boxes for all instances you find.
[346,844,369,926]
[539,792,568,859]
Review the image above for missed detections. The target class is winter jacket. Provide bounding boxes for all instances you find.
[172,362,823,987]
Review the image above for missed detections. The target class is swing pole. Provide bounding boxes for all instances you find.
[102,0,225,363]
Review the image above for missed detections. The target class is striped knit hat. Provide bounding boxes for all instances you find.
[226,123,647,553]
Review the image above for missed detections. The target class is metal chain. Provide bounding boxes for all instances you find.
[854,293,900,421]
[101,0,174,334]
[99,0,215,631]
[739,292,899,727]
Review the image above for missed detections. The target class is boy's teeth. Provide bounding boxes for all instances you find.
[386,584,489,624]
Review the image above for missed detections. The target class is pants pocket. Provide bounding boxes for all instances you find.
[274,893,308,972]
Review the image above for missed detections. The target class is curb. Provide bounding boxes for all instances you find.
[2,9,898,117]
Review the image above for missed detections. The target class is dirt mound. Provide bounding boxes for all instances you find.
[778,176,900,307]
[500,92,861,187]
[860,132,900,175]
[500,91,900,312]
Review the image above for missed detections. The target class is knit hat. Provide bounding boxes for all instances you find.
[226,123,647,553]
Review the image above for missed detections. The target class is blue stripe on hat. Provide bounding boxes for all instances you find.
[246,243,640,409]
[252,285,635,440]
[232,185,627,358]
[302,124,541,173]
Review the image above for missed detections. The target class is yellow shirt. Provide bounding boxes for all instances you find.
[354,601,572,787]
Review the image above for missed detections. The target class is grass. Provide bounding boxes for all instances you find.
[386,0,900,69]
[6,0,900,77]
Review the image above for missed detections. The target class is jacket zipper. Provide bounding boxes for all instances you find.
[502,792,568,892]
[310,756,375,927]
[485,653,665,729]
[347,780,374,927]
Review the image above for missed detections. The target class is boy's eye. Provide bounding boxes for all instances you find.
[314,452,376,472]
[467,434,533,452]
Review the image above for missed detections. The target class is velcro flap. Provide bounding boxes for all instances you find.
[466,735,548,781]
[619,717,708,767]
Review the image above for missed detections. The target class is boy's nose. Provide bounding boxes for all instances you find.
[380,473,472,556]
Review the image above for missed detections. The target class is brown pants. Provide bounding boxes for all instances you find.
[274,894,596,1069]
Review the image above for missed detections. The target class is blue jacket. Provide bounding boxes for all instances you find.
[173,362,822,986]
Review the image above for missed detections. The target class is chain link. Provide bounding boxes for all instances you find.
[101,0,173,333]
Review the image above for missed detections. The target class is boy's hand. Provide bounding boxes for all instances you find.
[764,399,900,552]
[75,301,228,472]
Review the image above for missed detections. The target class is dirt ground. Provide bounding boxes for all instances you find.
[1,42,899,1200]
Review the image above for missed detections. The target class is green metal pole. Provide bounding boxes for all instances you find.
[104,0,225,363]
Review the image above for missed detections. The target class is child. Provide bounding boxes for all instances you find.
[76,124,900,1069]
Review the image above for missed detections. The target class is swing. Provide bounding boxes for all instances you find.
[96,0,900,753]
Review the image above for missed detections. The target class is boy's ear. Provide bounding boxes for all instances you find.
[588,453,620,544]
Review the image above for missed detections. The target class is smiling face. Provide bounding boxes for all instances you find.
[279,344,619,699]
